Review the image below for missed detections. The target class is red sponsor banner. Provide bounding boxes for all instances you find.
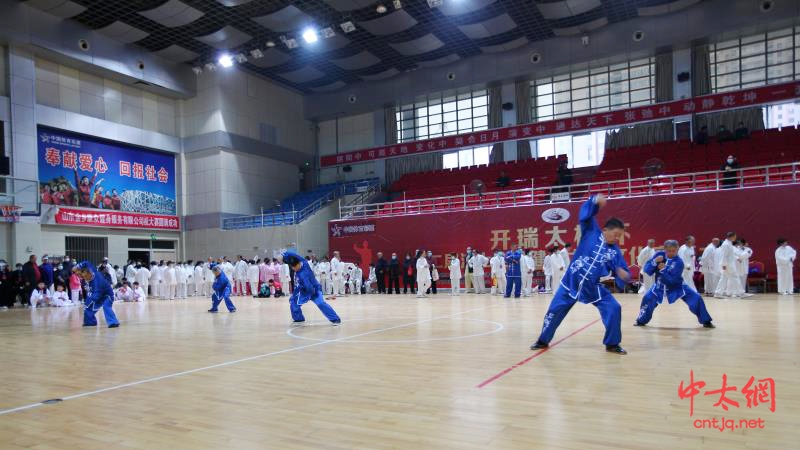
[321,81,800,167]
[329,221,376,238]
[55,207,180,230]
[330,185,800,279]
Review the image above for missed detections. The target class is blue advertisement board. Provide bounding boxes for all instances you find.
[37,126,177,216]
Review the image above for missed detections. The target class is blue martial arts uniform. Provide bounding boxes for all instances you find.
[536,195,629,346]
[635,251,713,325]
[77,261,120,327]
[40,262,54,287]
[284,251,340,323]
[210,270,236,312]
[504,249,522,298]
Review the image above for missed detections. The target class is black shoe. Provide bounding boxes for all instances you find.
[108,323,120,328]
[208,309,218,313]
[82,323,96,327]
[229,309,236,313]
[633,321,646,326]
[606,345,627,355]
[703,321,715,328]
[530,341,549,350]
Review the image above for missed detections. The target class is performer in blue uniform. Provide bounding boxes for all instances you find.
[634,240,714,328]
[75,261,120,328]
[504,246,522,298]
[530,194,631,354]
[284,251,341,325]
[208,264,236,313]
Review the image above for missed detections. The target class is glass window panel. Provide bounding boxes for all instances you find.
[572,99,590,112]
[416,126,428,137]
[572,87,589,100]
[474,147,490,166]
[768,28,793,39]
[592,95,609,108]
[458,149,473,167]
[536,138,555,158]
[457,118,472,130]
[554,91,571,103]
[768,49,793,65]
[554,135,572,156]
[416,116,428,126]
[716,72,740,87]
[768,36,793,52]
[716,60,740,74]
[443,152,458,169]
[591,84,609,97]
[590,72,609,85]
[716,47,739,62]
[571,76,589,89]
[610,92,629,106]
[472,95,488,107]
[428,123,443,136]
[428,104,442,115]
[537,94,553,106]
[428,114,442,125]
[741,68,765,83]
[741,54,765,70]
[609,69,628,82]
[537,105,553,118]
[630,89,651,103]
[457,99,472,110]
[741,34,764,45]
[610,81,629,94]
[443,111,458,122]
[629,65,650,78]
[630,77,650,90]
[741,41,765,57]
[554,73,570,82]
[536,83,553,95]
[473,116,488,129]
[473,105,488,117]
[553,80,570,92]
[768,63,793,79]
[442,100,457,113]
[554,103,572,115]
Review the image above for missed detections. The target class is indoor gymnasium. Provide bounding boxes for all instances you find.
[0,0,798,449]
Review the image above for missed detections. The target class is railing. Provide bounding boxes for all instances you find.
[337,162,799,220]
[340,181,382,219]
[222,178,380,229]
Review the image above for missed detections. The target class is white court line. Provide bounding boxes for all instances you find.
[0,305,494,416]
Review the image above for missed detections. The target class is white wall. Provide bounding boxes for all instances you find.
[183,201,338,261]
[318,112,381,184]
[35,58,178,136]
[0,222,11,262]
[180,68,313,154]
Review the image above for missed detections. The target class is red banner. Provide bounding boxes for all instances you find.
[54,207,180,230]
[330,185,800,279]
[321,81,800,167]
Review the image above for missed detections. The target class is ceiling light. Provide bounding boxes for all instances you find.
[340,21,356,33]
[192,66,202,75]
[217,54,233,68]
[393,0,402,9]
[266,40,276,48]
[204,62,217,71]
[249,49,264,59]
[234,53,247,63]
[376,4,387,13]
[302,28,318,44]
[321,27,336,38]
[426,0,443,8]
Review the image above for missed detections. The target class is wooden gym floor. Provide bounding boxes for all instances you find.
[0,292,797,450]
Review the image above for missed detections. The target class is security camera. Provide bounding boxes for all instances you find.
[633,30,644,42]
[137,61,145,70]
[446,72,456,81]
[348,94,357,104]
[78,39,90,51]
[530,53,542,64]
[760,0,774,12]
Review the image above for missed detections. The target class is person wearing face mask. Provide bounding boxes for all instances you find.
[464,247,474,293]
[40,256,55,296]
[720,155,740,189]
[387,253,401,294]
[375,252,388,294]
[402,253,415,294]
[0,261,13,309]
[504,246,523,299]
[530,194,631,355]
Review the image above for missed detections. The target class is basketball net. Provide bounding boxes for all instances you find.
[0,205,21,223]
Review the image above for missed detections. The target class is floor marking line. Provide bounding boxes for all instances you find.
[0,305,493,416]
[476,319,600,388]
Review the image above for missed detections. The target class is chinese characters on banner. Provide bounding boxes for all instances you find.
[329,185,800,281]
[321,81,800,167]
[37,126,177,218]
[54,207,180,230]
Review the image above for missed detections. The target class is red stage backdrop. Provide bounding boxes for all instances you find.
[329,185,799,278]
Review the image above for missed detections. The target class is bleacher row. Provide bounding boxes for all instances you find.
[375,127,800,216]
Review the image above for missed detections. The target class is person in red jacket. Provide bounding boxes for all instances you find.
[111,189,122,210]
[74,167,99,207]
[40,184,53,205]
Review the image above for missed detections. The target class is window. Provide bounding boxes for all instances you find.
[66,236,108,265]
[764,102,800,128]
[709,27,800,92]
[396,89,489,143]
[532,130,607,168]
[532,58,655,122]
[442,146,491,169]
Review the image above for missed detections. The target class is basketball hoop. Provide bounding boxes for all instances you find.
[0,205,21,223]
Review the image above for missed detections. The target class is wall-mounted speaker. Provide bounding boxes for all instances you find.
[502,102,514,111]
[342,165,353,172]
[677,72,691,83]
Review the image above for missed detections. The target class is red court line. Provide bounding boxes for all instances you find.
[476,319,601,388]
